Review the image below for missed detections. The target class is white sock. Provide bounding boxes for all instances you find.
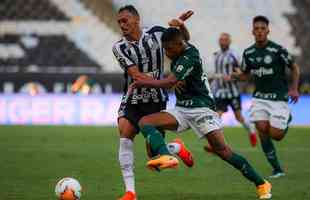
[167,142,181,154]
[119,138,135,193]
[242,119,256,134]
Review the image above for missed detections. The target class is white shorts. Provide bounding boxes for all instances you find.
[163,106,222,138]
[250,98,291,130]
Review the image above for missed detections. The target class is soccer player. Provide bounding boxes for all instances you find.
[205,33,257,149]
[209,33,257,147]
[230,16,300,178]
[112,5,194,200]
[131,28,272,199]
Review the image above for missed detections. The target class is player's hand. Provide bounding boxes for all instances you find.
[169,10,194,27]
[288,88,299,104]
[173,81,186,93]
[233,67,242,74]
[127,83,136,95]
[178,10,194,22]
[71,75,88,93]
[168,18,184,28]
[223,75,232,82]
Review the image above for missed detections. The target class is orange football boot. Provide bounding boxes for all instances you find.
[173,138,194,167]
[256,181,272,199]
[118,191,137,200]
[147,155,179,170]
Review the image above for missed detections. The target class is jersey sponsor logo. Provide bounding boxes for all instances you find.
[177,99,193,106]
[264,55,273,64]
[254,92,277,99]
[251,67,274,77]
[131,89,159,102]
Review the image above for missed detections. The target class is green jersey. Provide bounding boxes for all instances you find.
[242,40,294,102]
[171,44,215,109]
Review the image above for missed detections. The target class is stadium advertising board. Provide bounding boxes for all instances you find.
[0,94,309,126]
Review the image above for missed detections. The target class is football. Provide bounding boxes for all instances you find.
[55,177,82,200]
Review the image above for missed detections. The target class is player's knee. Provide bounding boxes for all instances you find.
[118,118,137,139]
[270,128,285,141]
[234,111,244,123]
[214,145,232,160]
[255,122,269,134]
[138,116,148,128]
[235,115,244,123]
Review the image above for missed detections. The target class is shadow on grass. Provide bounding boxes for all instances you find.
[137,192,252,200]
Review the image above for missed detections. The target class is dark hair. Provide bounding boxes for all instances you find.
[161,28,183,44]
[253,15,269,25]
[118,5,140,17]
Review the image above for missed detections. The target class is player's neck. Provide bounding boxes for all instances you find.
[126,28,142,42]
[255,40,269,48]
[221,47,229,52]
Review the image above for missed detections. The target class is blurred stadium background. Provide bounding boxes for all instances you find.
[0,0,309,126]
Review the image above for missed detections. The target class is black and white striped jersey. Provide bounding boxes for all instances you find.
[211,48,240,99]
[112,26,168,104]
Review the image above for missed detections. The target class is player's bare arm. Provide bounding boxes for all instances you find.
[127,66,154,81]
[231,68,251,81]
[132,74,180,89]
[169,10,194,41]
[71,75,89,93]
[288,63,300,103]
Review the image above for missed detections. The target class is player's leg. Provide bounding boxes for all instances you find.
[138,112,181,170]
[255,121,284,177]
[206,130,272,199]
[117,102,142,200]
[233,109,257,147]
[139,112,178,155]
[204,98,226,152]
[141,102,167,159]
[118,117,138,200]
[186,107,271,199]
[231,96,257,145]
[268,102,292,141]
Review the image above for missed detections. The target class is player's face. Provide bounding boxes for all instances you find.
[219,34,231,51]
[163,40,184,59]
[117,11,140,37]
[252,22,269,43]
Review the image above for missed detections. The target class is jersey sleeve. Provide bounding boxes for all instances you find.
[112,44,135,70]
[230,50,241,68]
[172,58,194,81]
[147,25,167,39]
[279,47,294,68]
[241,51,251,73]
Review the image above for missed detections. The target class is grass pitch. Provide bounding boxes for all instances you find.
[0,126,309,200]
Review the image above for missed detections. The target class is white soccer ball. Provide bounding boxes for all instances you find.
[55,177,82,200]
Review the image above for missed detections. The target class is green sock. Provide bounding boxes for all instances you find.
[284,113,292,134]
[140,125,170,156]
[261,137,283,172]
[227,152,265,186]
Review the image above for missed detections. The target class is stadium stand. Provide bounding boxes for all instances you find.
[0,34,100,73]
[0,0,70,21]
[286,0,310,76]
[0,0,119,74]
